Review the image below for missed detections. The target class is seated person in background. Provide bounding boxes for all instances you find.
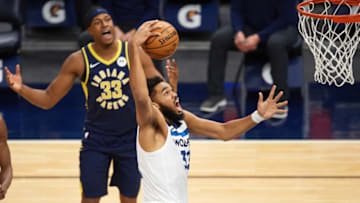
[200,0,298,119]
[0,114,13,200]
[129,21,288,203]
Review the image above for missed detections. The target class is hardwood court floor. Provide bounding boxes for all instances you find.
[3,140,360,203]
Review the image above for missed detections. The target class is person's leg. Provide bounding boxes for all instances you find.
[119,193,137,203]
[80,148,111,202]
[110,154,141,203]
[109,131,140,203]
[207,25,237,97]
[81,196,100,203]
[201,25,237,112]
[265,26,298,102]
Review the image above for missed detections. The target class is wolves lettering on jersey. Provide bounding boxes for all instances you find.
[169,121,191,170]
[80,40,137,136]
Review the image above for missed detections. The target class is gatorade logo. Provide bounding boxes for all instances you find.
[178,4,201,29]
[42,0,66,24]
[0,59,3,83]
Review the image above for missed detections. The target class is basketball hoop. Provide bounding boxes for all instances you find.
[297,0,360,86]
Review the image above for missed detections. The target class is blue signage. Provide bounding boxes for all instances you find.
[164,2,219,32]
[26,0,77,27]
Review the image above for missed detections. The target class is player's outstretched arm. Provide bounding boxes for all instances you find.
[4,51,84,110]
[129,20,161,127]
[185,85,287,141]
[0,116,12,200]
[129,38,153,127]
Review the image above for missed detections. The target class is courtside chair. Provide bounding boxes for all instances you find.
[0,0,22,57]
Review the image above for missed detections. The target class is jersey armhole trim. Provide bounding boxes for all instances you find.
[125,41,130,70]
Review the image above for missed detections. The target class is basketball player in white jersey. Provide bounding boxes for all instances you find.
[129,21,288,203]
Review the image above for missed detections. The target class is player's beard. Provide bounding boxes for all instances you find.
[159,104,184,125]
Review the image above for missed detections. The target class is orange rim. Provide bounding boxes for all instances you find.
[297,0,360,23]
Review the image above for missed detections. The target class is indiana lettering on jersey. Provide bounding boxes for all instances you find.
[90,68,129,110]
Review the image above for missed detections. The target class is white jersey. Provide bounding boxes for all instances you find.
[137,120,191,203]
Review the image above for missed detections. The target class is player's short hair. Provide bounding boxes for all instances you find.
[147,76,164,97]
[85,6,110,28]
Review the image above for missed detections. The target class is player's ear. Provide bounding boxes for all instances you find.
[87,25,94,37]
[87,28,92,36]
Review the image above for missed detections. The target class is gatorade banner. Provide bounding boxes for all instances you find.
[26,0,77,27]
[164,2,218,32]
[0,56,19,87]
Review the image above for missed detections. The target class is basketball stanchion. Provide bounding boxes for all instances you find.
[297,0,360,87]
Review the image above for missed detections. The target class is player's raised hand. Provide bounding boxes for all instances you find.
[166,59,179,92]
[134,20,161,46]
[256,85,288,119]
[5,64,23,93]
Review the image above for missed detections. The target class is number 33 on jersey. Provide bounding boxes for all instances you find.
[81,40,132,111]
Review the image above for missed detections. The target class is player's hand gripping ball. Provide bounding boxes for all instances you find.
[142,20,179,60]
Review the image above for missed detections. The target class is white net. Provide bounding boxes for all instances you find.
[298,0,360,86]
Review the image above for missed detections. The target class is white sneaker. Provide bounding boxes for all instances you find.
[261,63,273,85]
[200,96,227,113]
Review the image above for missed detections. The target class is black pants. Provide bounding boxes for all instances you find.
[207,25,298,101]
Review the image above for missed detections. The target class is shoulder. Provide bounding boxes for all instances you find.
[183,110,198,121]
[177,120,189,131]
[183,110,205,130]
[66,50,84,64]
[61,50,85,76]
[0,115,5,128]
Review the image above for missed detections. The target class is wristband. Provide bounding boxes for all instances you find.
[251,110,265,123]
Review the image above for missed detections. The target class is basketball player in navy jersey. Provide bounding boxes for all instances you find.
[129,21,288,203]
[5,7,164,203]
[0,114,12,200]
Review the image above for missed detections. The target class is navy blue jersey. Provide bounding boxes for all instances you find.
[80,40,137,136]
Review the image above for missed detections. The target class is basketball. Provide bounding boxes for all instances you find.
[142,20,179,60]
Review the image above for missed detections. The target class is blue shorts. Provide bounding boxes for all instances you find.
[79,130,141,198]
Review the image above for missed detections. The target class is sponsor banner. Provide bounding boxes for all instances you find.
[164,2,218,32]
[0,56,20,87]
[26,0,77,27]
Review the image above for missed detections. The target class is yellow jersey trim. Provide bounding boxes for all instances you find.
[80,180,83,194]
[81,47,89,109]
[88,40,122,66]
[125,41,130,70]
